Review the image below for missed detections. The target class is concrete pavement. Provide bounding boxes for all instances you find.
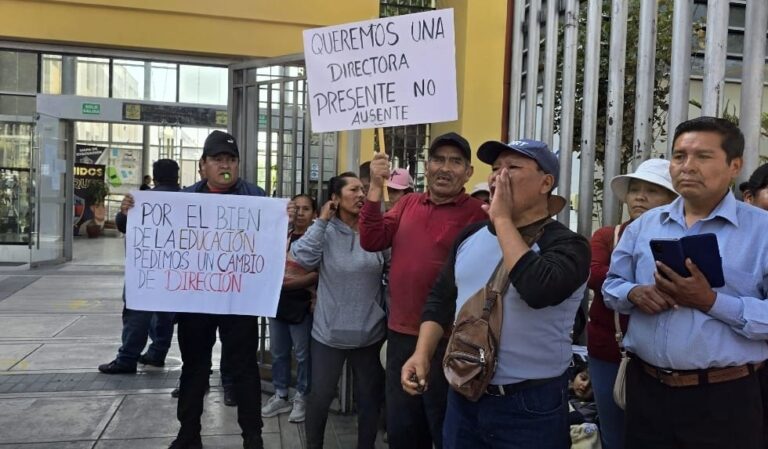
[0,236,384,448]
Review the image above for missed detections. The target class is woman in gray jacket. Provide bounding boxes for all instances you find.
[290,172,388,449]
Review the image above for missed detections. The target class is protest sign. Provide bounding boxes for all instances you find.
[124,191,288,317]
[303,8,457,132]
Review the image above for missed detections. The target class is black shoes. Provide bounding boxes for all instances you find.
[224,388,237,407]
[98,355,163,374]
[138,353,165,367]
[98,360,136,374]
[168,437,203,449]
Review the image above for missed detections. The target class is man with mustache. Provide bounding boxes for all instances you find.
[359,132,486,449]
[604,117,768,449]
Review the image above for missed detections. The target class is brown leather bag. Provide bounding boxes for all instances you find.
[442,218,550,401]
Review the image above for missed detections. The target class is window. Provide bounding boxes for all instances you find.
[41,54,62,94]
[75,57,110,97]
[179,65,227,105]
[0,51,37,93]
[112,59,145,100]
[690,1,767,79]
[0,95,35,116]
[150,62,177,102]
[380,0,434,17]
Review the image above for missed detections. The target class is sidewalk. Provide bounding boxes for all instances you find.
[0,238,384,448]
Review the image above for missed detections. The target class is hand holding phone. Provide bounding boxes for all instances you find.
[319,200,338,221]
[650,234,724,288]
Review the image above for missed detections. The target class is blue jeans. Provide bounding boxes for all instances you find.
[268,315,311,396]
[443,373,570,449]
[116,290,175,367]
[588,356,625,449]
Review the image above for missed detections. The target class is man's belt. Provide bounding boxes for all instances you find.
[485,376,560,397]
[639,359,764,387]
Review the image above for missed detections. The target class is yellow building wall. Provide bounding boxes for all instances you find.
[0,0,379,57]
[432,0,507,189]
[0,0,506,185]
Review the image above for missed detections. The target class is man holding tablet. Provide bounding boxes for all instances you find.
[604,117,768,449]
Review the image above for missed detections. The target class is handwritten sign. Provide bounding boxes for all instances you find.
[124,191,288,316]
[303,8,457,132]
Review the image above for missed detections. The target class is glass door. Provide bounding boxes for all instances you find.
[0,122,33,245]
[30,114,68,266]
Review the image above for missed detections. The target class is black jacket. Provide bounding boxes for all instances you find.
[421,219,591,327]
[116,182,180,234]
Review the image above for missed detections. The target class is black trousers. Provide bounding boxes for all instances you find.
[386,330,448,449]
[305,337,384,449]
[625,357,763,449]
[176,313,262,440]
[759,365,768,449]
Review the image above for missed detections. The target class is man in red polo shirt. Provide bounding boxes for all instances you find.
[359,132,486,449]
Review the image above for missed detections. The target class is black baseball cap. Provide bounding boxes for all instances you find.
[203,130,239,158]
[153,159,179,181]
[739,163,768,194]
[428,132,472,162]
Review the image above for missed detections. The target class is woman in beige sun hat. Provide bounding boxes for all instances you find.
[586,158,678,449]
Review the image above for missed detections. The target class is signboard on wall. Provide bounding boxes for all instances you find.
[123,103,228,127]
[75,144,107,165]
[302,8,458,132]
[124,191,288,316]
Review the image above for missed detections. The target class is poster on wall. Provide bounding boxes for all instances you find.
[75,144,107,165]
[73,163,105,235]
[106,147,141,194]
[76,144,141,194]
[302,8,457,133]
[124,191,288,317]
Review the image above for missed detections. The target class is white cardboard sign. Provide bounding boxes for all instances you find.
[303,8,457,132]
[124,191,288,316]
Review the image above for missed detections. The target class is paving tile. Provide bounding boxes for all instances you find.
[10,342,118,372]
[94,435,244,449]
[0,297,122,314]
[54,315,122,338]
[0,396,121,443]
[0,276,42,302]
[0,315,81,338]
[277,412,304,449]
[0,344,40,371]
[0,442,94,449]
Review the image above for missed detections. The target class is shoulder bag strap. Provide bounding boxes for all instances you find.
[481,217,553,319]
[611,224,625,348]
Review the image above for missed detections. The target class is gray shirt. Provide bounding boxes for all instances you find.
[422,220,590,385]
[290,217,389,349]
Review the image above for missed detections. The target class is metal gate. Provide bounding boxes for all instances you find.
[229,56,338,202]
[229,56,357,411]
[507,0,767,236]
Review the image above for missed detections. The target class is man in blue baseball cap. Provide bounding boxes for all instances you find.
[401,138,589,449]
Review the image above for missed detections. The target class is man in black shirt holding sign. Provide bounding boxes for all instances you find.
[119,131,268,449]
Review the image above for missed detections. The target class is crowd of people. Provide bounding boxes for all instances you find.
[95,116,768,449]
